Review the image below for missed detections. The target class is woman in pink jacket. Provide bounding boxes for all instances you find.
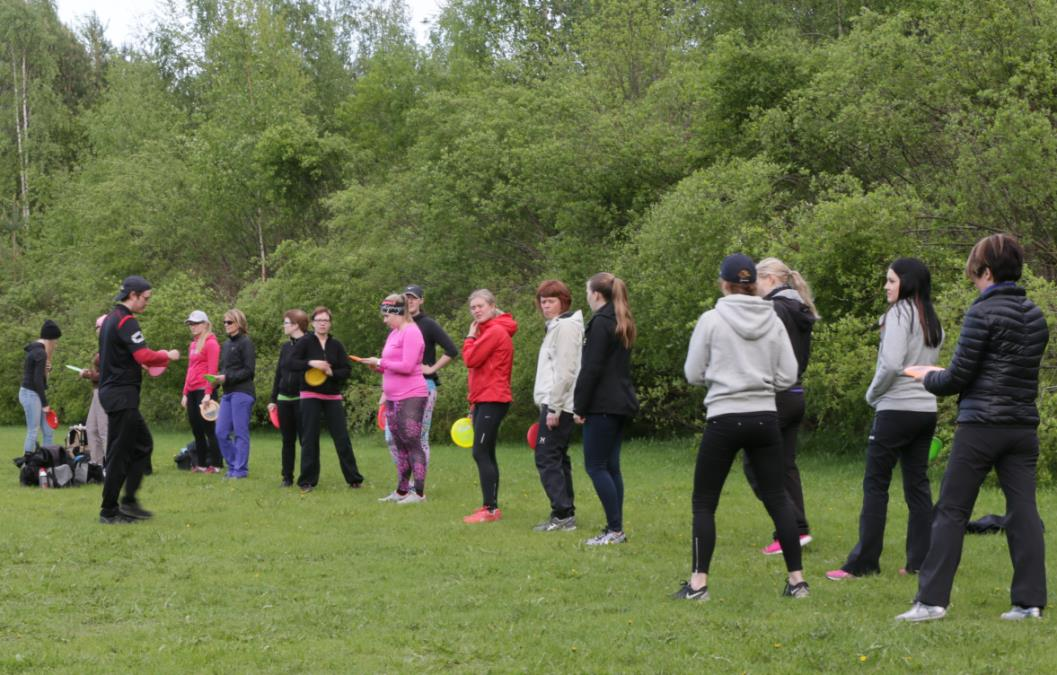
[181,310,222,473]
[361,295,429,504]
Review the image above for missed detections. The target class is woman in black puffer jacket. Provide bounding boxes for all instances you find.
[896,234,1049,623]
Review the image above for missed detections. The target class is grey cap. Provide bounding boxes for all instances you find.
[185,310,209,324]
[403,284,424,299]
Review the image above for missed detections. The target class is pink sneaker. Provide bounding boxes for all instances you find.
[190,465,206,474]
[761,534,813,555]
[463,506,502,524]
[204,466,221,474]
[825,569,856,581]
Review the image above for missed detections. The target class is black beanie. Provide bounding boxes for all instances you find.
[40,320,62,340]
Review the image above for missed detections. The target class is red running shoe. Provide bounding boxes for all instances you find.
[463,506,502,524]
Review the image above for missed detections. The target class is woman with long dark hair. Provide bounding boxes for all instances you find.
[896,235,1047,622]
[461,289,518,523]
[827,258,943,581]
[573,273,638,545]
[673,254,806,601]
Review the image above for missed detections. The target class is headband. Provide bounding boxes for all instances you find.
[380,300,405,316]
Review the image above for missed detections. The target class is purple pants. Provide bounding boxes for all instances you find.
[216,392,254,477]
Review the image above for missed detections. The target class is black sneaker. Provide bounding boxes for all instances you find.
[299,484,314,493]
[99,513,138,525]
[280,479,293,488]
[119,502,154,520]
[672,581,709,601]
[782,581,810,599]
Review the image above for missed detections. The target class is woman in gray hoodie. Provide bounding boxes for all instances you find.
[673,254,806,602]
[827,257,943,580]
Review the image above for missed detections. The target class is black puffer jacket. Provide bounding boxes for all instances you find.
[924,284,1048,425]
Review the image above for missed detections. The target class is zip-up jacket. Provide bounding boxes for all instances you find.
[574,303,638,417]
[463,313,518,404]
[924,283,1048,425]
[289,332,352,396]
[766,286,816,384]
[183,333,220,396]
[21,342,49,407]
[219,333,256,397]
[270,337,303,403]
[533,310,583,414]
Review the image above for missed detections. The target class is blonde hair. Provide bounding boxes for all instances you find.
[192,320,214,353]
[468,289,500,318]
[383,293,413,324]
[224,309,248,335]
[756,257,820,319]
[588,272,636,348]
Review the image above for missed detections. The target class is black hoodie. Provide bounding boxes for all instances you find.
[21,342,49,407]
[765,286,817,385]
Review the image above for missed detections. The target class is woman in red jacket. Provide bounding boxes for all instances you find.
[462,289,518,523]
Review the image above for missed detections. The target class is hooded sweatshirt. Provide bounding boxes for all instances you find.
[533,310,584,413]
[864,300,942,412]
[684,294,798,419]
[463,313,518,403]
[21,342,49,407]
[766,286,816,384]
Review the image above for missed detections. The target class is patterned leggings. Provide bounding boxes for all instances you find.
[386,384,436,471]
[386,396,428,495]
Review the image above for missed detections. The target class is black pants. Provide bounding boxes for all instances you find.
[743,389,809,536]
[692,412,802,574]
[296,397,363,487]
[841,410,935,575]
[186,389,222,468]
[277,399,301,482]
[472,402,509,509]
[100,407,153,516]
[534,405,575,518]
[916,424,1047,609]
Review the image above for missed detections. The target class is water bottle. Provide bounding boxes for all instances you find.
[38,467,49,489]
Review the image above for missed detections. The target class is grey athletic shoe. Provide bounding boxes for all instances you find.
[533,515,576,532]
[782,581,810,599]
[585,529,626,546]
[119,501,154,520]
[99,513,138,525]
[672,581,709,601]
[1001,606,1042,621]
[895,602,947,622]
[397,492,426,504]
[378,491,404,503]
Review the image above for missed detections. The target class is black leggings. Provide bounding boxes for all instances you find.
[743,389,808,536]
[277,399,301,482]
[472,402,509,509]
[186,389,221,468]
[692,412,802,574]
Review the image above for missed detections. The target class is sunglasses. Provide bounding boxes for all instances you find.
[223,320,236,325]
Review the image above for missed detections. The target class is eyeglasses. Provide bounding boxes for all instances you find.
[186,321,203,326]
[223,320,236,325]
[282,321,293,326]
[313,318,331,323]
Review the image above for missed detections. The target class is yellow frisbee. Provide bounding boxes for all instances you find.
[304,367,327,386]
[450,417,473,448]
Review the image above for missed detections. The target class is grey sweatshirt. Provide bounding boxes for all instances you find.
[684,294,798,419]
[865,300,942,412]
[533,310,584,413]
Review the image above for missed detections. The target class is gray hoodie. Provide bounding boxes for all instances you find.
[865,301,942,412]
[533,310,584,413]
[684,294,798,419]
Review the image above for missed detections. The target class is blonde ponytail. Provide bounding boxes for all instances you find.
[589,272,636,348]
[757,257,820,319]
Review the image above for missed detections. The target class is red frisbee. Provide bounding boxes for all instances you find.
[377,404,386,431]
[269,406,280,429]
[147,365,167,377]
[527,422,540,450]
[45,409,59,430]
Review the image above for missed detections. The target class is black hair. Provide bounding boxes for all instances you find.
[889,258,943,348]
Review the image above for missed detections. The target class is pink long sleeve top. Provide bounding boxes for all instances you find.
[183,333,220,396]
[379,323,428,401]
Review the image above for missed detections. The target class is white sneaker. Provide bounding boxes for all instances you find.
[585,529,627,546]
[378,491,404,503]
[1001,606,1042,621]
[398,492,426,504]
[895,602,947,622]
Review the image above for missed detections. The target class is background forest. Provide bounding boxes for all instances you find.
[4,0,1057,480]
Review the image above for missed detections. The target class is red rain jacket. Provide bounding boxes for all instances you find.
[463,313,518,404]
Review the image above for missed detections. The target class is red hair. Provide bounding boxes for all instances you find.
[535,279,572,313]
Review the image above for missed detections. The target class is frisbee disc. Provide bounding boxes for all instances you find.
[349,355,364,362]
[305,367,327,386]
[147,365,167,377]
[377,404,386,431]
[269,406,280,429]
[203,373,219,385]
[199,399,220,422]
[451,417,473,448]
[65,364,83,374]
[527,422,540,450]
[45,409,59,430]
[929,436,943,462]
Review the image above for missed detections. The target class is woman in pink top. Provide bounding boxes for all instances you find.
[180,310,222,472]
[361,295,428,504]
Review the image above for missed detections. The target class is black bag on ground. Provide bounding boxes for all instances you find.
[174,441,196,471]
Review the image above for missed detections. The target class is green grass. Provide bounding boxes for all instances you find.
[0,426,1053,673]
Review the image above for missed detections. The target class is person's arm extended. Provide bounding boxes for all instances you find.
[924,306,988,396]
[133,348,172,368]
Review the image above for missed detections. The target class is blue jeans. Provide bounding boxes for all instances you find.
[216,392,254,477]
[19,387,52,454]
[583,413,626,532]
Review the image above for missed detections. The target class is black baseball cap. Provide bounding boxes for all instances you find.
[719,254,757,284]
[114,275,152,301]
[404,285,424,299]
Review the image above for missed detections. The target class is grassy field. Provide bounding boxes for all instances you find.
[0,425,1052,673]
